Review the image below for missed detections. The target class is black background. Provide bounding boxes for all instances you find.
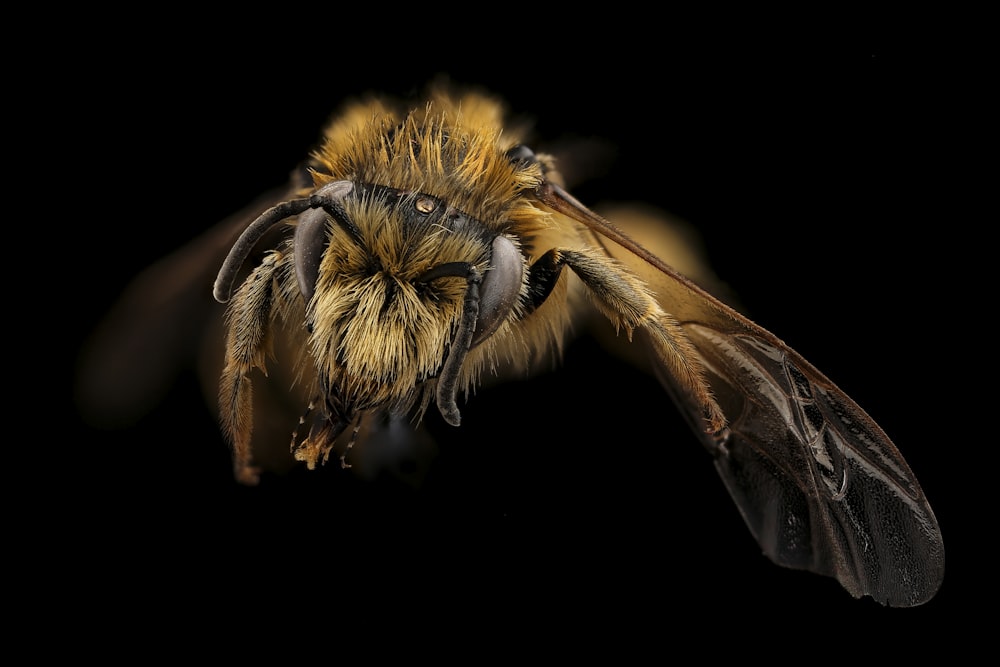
[56,20,971,656]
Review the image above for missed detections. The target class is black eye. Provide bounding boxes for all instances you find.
[505,144,537,166]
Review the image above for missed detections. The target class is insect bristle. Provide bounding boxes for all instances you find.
[82,82,942,607]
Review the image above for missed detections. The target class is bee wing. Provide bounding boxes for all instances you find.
[539,185,944,607]
[76,174,306,428]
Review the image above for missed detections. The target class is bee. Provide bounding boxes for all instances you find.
[78,85,943,607]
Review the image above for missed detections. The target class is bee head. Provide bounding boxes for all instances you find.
[214,179,524,427]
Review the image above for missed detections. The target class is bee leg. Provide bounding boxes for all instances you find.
[340,417,363,469]
[219,253,280,485]
[528,247,726,434]
[523,249,565,314]
[289,400,316,455]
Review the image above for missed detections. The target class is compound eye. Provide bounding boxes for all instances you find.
[471,235,523,347]
[504,144,537,167]
[294,180,355,304]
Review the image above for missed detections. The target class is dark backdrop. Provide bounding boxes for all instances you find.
[58,25,967,655]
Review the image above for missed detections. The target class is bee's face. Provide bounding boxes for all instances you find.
[90,84,940,606]
[305,188,495,412]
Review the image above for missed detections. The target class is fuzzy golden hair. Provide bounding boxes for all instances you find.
[222,88,588,474]
[310,89,551,236]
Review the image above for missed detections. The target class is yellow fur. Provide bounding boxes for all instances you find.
[218,86,715,484]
